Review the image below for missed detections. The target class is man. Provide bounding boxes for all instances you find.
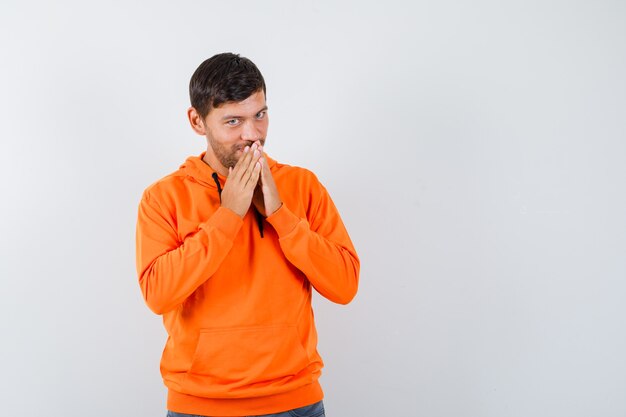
[135,53,359,417]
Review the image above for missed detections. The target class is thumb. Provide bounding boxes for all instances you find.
[259,157,266,183]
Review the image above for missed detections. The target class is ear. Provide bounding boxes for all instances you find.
[187,107,207,135]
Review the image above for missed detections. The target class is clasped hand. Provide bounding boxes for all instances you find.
[220,141,282,218]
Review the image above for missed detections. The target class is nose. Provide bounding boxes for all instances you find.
[241,120,262,142]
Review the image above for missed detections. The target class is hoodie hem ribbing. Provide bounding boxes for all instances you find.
[167,381,323,416]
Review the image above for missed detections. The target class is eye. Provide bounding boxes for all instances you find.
[256,111,266,119]
[226,119,240,126]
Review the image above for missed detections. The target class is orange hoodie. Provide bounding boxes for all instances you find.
[135,152,359,416]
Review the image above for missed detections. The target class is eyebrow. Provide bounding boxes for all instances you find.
[221,105,268,121]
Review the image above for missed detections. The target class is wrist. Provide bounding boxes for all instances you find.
[222,203,246,219]
[266,201,283,217]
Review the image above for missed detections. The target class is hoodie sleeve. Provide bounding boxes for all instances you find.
[135,191,243,314]
[265,173,360,304]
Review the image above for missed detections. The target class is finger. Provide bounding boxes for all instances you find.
[233,143,260,182]
[230,145,251,180]
[244,160,262,190]
[241,146,262,183]
[258,156,265,183]
[259,156,271,185]
[240,142,260,169]
[228,146,247,180]
[255,145,264,183]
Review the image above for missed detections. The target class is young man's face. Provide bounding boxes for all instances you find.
[199,89,269,172]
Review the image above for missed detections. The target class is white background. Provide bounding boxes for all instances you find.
[1,1,625,416]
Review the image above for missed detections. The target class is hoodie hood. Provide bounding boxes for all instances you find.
[179,151,278,189]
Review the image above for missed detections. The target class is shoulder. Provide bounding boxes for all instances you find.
[271,160,324,188]
[140,169,188,205]
[270,161,332,217]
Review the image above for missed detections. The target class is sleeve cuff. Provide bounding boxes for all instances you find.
[200,206,243,240]
[266,204,302,237]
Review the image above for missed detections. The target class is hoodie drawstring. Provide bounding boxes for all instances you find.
[211,172,223,202]
[212,172,264,238]
[254,209,265,238]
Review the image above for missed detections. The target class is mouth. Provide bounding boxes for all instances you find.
[235,140,265,153]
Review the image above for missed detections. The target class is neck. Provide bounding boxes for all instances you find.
[202,149,228,177]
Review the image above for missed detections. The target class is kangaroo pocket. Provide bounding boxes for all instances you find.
[182,324,312,398]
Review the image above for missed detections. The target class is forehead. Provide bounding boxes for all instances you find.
[210,90,266,118]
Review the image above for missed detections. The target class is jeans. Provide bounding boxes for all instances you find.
[166,400,325,417]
